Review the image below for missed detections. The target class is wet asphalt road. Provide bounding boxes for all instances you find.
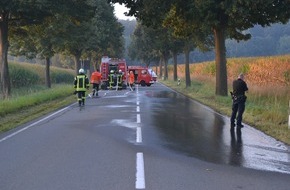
[0,82,290,190]
[144,84,290,174]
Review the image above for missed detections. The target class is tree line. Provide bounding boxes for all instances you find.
[0,0,124,99]
[111,0,290,96]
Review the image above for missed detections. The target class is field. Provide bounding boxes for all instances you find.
[163,54,290,145]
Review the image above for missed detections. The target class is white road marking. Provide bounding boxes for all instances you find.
[136,152,145,189]
[0,106,70,143]
[136,127,142,143]
[135,86,145,189]
[137,114,141,124]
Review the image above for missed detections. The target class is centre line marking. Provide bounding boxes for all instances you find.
[137,106,140,112]
[137,114,141,123]
[136,152,145,189]
[136,127,142,143]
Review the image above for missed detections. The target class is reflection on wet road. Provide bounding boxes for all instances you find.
[145,89,290,174]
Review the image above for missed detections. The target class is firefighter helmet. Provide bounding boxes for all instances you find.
[79,68,85,74]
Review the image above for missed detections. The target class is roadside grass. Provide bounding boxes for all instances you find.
[161,79,290,145]
[0,84,75,133]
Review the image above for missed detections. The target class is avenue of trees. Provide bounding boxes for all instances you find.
[0,0,124,99]
[110,0,290,96]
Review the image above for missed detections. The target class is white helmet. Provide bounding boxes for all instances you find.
[79,68,84,74]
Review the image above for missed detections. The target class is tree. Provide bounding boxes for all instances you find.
[128,23,160,67]
[57,0,124,74]
[0,1,50,98]
[10,17,57,88]
[163,5,213,87]
[0,0,95,98]
[174,0,290,95]
[169,39,184,82]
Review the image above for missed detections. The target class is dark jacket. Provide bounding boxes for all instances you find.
[233,78,248,96]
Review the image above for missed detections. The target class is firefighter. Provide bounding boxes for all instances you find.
[109,70,115,89]
[128,70,135,91]
[74,68,89,106]
[117,69,123,90]
[90,69,101,97]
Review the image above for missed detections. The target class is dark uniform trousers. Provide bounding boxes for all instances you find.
[230,96,246,128]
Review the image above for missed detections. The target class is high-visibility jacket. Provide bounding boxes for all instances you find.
[74,74,89,91]
[117,73,123,85]
[90,71,101,84]
[129,72,134,84]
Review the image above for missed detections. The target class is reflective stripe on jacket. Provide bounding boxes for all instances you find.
[75,75,88,91]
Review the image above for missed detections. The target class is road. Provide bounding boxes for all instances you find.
[0,82,290,190]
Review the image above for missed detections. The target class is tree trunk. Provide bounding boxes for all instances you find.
[214,26,228,96]
[173,52,178,81]
[93,59,97,71]
[74,54,81,75]
[163,53,168,80]
[45,57,51,88]
[159,57,163,78]
[184,45,191,88]
[0,11,11,99]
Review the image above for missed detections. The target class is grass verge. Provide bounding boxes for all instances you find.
[0,85,75,133]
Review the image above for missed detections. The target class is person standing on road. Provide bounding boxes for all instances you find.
[74,68,89,106]
[90,69,102,97]
[230,73,248,134]
[128,70,135,91]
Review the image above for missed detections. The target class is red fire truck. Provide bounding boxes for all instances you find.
[100,56,127,89]
[127,66,154,86]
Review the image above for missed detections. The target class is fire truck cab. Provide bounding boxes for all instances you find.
[100,56,127,90]
[127,66,154,86]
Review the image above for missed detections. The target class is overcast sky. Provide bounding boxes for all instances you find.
[114,4,135,20]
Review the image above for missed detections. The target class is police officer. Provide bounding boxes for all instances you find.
[74,68,89,106]
[230,73,248,134]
